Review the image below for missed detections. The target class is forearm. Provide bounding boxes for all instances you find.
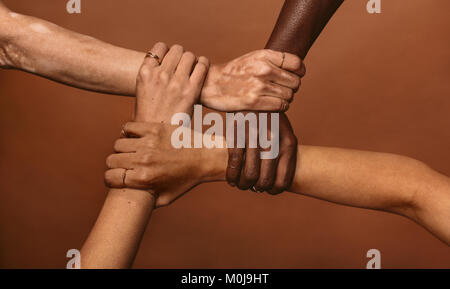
[0,10,143,95]
[203,145,450,244]
[81,189,156,268]
[81,106,157,269]
[266,0,344,58]
[290,146,450,245]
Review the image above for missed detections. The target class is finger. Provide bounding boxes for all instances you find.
[263,50,305,76]
[190,56,210,86]
[143,42,169,67]
[282,53,305,76]
[175,51,197,78]
[268,145,297,195]
[268,65,301,90]
[113,138,140,153]
[254,158,279,193]
[253,96,290,112]
[226,148,245,187]
[237,148,260,190]
[269,113,298,194]
[122,169,154,190]
[122,122,155,138]
[160,44,184,74]
[104,168,127,188]
[105,153,136,169]
[263,82,294,101]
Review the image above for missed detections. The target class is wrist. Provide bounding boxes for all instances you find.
[199,64,222,108]
[198,145,228,183]
[0,12,25,69]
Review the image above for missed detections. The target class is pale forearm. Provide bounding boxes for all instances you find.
[81,189,155,268]
[290,146,450,244]
[0,11,143,95]
[203,145,450,244]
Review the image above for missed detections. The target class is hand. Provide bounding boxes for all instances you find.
[134,43,209,123]
[200,50,305,112]
[105,43,210,207]
[104,123,223,207]
[227,113,297,195]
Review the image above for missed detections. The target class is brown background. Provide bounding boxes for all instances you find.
[0,0,449,268]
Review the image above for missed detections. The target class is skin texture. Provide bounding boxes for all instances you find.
[0,2,301,112]
[226,0,344,194]
[106,122,450,246]
[81,43,209,268]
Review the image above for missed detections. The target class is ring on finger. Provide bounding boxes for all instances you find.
[146,51,161,65]
[122,169,128,186]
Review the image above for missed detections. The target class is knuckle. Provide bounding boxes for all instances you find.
[255,49,268,59]
[113,139,121,152]
[137,66,153,82]
[253,78,266,92]
[140,152,153,165]
[271,180,289,195]
[257,178,274,191]
[245,94,258,106]
[291,55,302,70]
[284,134,298,148]
[255,63,272,77]
[229,153,243,168]
[157,70,170,83]
[243,170,259,184]
[137,170,153,185]
[294,76,301,90]
[105,155,114,168]
[104,171,113,187]
[286,89,294,101]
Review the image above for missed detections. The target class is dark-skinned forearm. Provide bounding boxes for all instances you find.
[266,0,344,58]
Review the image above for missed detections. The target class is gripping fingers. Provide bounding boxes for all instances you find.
[175,51,197,77]
[122,122,156,138]
[254,158,279,193]
[268,145,297,195]
[226,148,245,186]
[160,44,184,74]
[104,168,153,190]
[190,56,210,86]
[269,66,301,91]
[237,148,260,190]
[113,138,140,153]
[264,82,294,102]
[104,168,127,188]
[253,96,290,112]
[143,42,169,67]
[263,50,305,76]
[105,153,136,169]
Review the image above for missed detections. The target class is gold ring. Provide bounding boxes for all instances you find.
[146,51,161,64]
